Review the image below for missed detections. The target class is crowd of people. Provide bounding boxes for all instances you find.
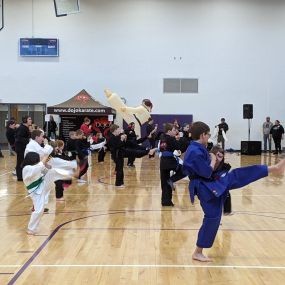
[1,114,285,263]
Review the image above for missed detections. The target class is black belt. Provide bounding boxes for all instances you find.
[189,175,213,182]
[133,114,142,127]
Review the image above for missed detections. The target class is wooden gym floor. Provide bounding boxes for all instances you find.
[1,151,285,285]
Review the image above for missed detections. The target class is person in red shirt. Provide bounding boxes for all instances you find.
[80,117,93,136]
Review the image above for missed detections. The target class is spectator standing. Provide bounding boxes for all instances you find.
[15,116,32,181]
[44,115,57,140]
[262,116,273,153]
[6,120,17,156]
[270,120,284,154]
[217,118,229,150]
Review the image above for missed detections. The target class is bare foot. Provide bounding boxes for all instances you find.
[56,197,65,202]
[73,165,80,179]
[270,158,285,175]
[104,89,112,98]
[192,252,212,262]
[26,229,36,235]
[224,212,234,216]
[149,148,156,156]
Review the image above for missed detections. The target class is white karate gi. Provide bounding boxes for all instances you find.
[24,139,53,159]
[23,160,77,233]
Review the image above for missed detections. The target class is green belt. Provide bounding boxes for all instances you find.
[27,176,43,190]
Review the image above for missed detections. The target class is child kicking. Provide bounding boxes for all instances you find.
[108,124,156,187]
[49,140,75,201]
[23,152,77,235]
[183,121,285,262]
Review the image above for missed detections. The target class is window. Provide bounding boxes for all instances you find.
[54,0,80,17]
[163,78,198,93]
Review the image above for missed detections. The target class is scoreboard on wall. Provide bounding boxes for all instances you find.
[19,38,59,57]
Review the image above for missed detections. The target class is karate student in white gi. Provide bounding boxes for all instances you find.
[23,152,77,235]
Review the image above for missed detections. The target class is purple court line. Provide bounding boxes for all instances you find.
[7,210,126,285]
[7,208,285,284]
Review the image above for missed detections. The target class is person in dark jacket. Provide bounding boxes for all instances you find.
[65,131,77,160]
[217,118,229,150]
[159,123,185,206]
[0,145,3,158]
[15,116,32,181]
[124,122,148,167]
[109,125,128,187]
[43,115,57,139]
[270,120,284,154]
[146,118,158,158]
[109,124,155,187]
[75,129,90,183]
[124,122,137,167]
[6,120,17,156]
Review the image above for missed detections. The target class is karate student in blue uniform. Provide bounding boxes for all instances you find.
[183,121,285,262]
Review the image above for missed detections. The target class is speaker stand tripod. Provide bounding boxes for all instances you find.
[247,119,251,141]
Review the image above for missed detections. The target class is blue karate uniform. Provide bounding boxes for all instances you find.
[183,141,268,248]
